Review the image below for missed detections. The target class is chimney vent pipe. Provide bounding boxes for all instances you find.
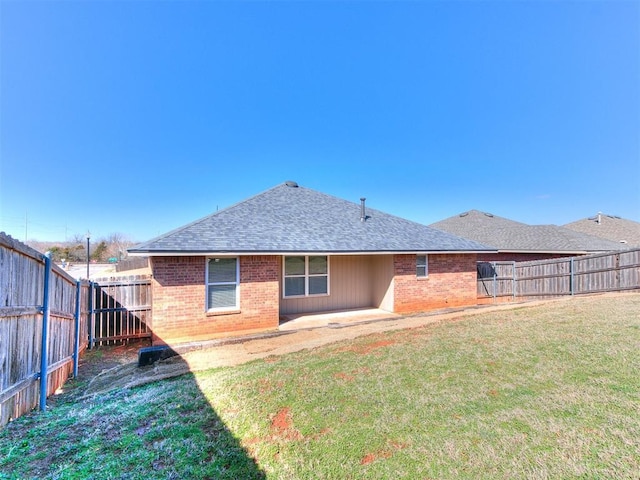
[360,198,366,222]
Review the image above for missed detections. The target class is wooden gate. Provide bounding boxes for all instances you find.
[90,275,152,346]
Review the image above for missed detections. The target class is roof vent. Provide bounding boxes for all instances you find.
[459,212,469,217]
[360,198,366,222]
[285,181,299,188]
[484,212,494,218]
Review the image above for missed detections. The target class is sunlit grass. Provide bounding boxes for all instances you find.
[1,294,639,479]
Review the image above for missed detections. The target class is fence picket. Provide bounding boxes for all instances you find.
[478,248,640,300]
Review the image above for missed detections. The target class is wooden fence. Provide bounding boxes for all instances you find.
[478,248,640,300]
[0,233,89,427]
[0,233,152,427]
[90,275,152,347]
[115,256,148,273]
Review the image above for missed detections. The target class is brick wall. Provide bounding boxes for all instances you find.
[392,253,478,314]
[150,255,280,345]
[478,252,571,262]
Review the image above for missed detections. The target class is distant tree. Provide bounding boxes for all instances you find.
[104,232,135,260]
[26,232,136,264]
[91,241,109,262]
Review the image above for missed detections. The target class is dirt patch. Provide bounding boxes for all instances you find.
[360,450,393,465]
[78,339,151,378]
[270,407,302,441]
[360,441,408,465]
[334,372,355,381]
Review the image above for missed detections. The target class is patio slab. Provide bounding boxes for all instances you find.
[279,308,400,331]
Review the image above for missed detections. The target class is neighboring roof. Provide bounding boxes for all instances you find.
[563,213,640,248]
[129,183,493,255]
[430,209,627,253]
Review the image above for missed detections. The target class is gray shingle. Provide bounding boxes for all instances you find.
[564,213,640,248]
[129,183,493,254]
[431,210,627,252]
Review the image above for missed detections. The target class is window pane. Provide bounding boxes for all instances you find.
[208,258,237,283]
[308,256,328,274]
[309,276,328,295]
[208,284,237,309]
[285,277,305,296]
[285,256,305,276]
[417,255,428,277]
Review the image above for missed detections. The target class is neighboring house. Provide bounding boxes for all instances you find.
[129,182,493,345]
[430,209,626,263]
[564,213,640,248]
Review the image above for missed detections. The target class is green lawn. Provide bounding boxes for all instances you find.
[2,294,639,479]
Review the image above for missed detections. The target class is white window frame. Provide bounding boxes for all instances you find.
[416,254,428,278]
[283,255,330,298]
[206,257,240,311]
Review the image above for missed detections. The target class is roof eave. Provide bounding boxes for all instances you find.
[495,249,614,254]
[128,249,497,257]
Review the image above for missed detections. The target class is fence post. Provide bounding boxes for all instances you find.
[73,280,81,377]
[492,262,497,302]
[512,261,516,299]
[88,281,94,349]
[39,253,52,412]
[570,257,575,296]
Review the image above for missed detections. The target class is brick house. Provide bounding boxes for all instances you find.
[129,182,492,345]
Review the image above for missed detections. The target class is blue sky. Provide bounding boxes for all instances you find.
[1,0,638,243]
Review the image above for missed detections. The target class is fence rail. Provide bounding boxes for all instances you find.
[0,233,89,427]
[478,248,640,300]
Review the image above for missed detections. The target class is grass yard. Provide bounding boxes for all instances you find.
[1,294,639,479]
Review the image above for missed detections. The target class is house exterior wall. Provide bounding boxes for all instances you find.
[150,253,480,344]
[150,255,279,345]
[392,253,478,314]
[280,255,376,315]
[371,255,394,311]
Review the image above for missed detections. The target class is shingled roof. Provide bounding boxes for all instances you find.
[129,182,493,255]
[430,209,627,253]
[564,213,640,248]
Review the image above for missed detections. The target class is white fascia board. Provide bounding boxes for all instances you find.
[130,250,497,257]
[498,249,588,255]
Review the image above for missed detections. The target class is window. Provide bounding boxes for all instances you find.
[416,254,428,277]
[284,256,329,297]
[207,257,239,310]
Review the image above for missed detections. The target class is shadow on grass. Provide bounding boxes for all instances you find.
[0,341,266,480]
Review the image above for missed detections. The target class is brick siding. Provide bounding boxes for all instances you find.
[150,255,280,345]
[478,252,571,262]
[392,253,478,314]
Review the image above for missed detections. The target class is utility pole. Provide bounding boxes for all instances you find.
[86,232,91,279]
